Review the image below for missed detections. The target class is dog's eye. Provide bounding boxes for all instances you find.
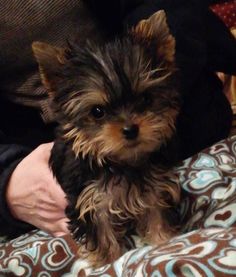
[91,106,105,119]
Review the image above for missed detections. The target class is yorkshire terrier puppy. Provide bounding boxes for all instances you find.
[32,10,181,267]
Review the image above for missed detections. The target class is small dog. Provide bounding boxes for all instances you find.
[33,10,181,267]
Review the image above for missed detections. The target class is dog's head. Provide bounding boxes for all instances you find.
[33,11,179,165]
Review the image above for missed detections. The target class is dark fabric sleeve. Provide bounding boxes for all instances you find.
[0,144,35,238]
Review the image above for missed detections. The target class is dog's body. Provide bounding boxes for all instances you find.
[32,6,233,266]
[33,10,182,266]
[50,139,180,265]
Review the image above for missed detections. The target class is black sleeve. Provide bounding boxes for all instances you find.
[0,144,35,238]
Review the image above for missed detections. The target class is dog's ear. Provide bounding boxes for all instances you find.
[131,10,175,64]
[32,42,67,96]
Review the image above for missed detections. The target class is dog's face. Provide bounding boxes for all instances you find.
[33,11,179,165]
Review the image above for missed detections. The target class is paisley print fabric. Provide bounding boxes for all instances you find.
[2,135,236,276]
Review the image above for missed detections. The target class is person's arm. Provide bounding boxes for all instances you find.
[0,143,33,238]
[0,105,68,238]
[0,142,69,239]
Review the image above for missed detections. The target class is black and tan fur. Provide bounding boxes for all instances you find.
[32,10,181,267]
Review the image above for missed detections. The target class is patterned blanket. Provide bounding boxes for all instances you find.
[1,135,236,276]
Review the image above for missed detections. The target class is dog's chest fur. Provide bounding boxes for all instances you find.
[33,9,182,266]
[50,139,179,258]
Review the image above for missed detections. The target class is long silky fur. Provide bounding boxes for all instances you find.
[35,10,181,268]
[50,137,181,266]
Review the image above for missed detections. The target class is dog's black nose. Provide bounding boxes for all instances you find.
[122,124,139,140]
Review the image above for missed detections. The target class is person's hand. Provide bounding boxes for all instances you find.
[6,143,69,237]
